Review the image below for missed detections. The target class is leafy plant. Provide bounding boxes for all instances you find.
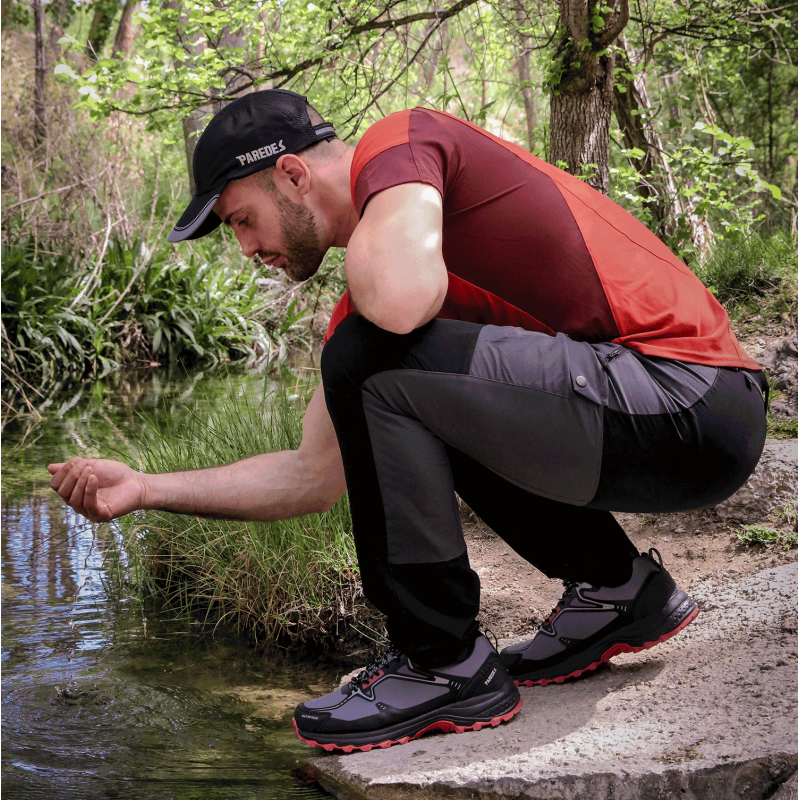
[735,524,797,551]
[692,231,797,322]
[1,236,316,416]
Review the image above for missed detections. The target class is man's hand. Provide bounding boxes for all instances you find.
[48,458,146,523]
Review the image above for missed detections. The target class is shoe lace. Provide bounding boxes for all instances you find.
[348,645,402,691]
[540,580,578,633]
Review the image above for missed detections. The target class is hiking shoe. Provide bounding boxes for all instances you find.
[500,549,699,686]
[292,634,522,752]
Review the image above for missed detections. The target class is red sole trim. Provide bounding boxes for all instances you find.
[293,697,523,753]
[516,606,700,687]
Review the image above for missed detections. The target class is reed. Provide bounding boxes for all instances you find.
[112,381,382,651]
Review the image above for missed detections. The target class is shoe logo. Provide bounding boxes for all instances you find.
[484,667,497,686]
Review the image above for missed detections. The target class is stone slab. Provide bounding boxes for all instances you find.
[307,564,798,800]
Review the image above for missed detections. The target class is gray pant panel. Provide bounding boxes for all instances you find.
[362,329,606,565]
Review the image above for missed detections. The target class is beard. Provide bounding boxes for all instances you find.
[273,193,325,282]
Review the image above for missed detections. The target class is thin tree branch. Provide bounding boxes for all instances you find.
[600,0,631,45]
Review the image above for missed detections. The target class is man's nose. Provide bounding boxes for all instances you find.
[236,230,258,259]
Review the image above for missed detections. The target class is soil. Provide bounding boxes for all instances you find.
[468,506,797,644]
[470,317,798,644]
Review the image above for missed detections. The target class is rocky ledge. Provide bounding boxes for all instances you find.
[307,562,798,800]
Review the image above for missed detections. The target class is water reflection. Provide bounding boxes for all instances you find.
[2,367,335,799]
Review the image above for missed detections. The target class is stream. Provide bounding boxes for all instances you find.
[1,368,339,799]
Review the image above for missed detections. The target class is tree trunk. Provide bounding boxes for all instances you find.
[613,45,674,235]
[86,0,117,59]
[33,0,46,148]
[548,0,629,195]
[550,58,614,192]
[182,113,206,196]
[422,17,448,88]
[513,0,536,151]
[112,0,140,59]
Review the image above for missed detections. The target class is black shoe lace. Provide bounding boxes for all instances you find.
[479,623,498,651]
[348,645,402,691]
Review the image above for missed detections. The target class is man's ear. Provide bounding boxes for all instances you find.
[274,154,311,197]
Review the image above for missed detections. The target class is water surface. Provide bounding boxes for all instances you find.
[2,369,338,799]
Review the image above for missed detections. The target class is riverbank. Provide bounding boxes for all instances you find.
[234,432,797,797]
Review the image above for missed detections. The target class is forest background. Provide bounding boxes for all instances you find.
[1,0,797,415]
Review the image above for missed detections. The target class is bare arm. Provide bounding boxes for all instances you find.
[345,183,448,334]
[48,384,346,523]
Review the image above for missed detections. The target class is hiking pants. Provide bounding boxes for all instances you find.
[321,316,767,668]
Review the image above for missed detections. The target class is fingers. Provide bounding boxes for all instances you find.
[50,457,85,498]
[84,472,111,523]
[49,458,103,522]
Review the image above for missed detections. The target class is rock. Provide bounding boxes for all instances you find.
[765,334,799,418]
[773,772,799,800]
[715,439,798,523]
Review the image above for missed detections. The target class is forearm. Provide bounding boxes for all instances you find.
[142,448,343,521]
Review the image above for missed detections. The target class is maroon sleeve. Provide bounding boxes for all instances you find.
[352,110,456,217]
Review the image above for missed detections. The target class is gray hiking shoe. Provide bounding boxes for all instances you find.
[293,634,522,752]
[500,549,699,686]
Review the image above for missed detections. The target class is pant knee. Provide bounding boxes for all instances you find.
[321,314,421,392]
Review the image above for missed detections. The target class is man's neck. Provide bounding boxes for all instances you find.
[327,146,359,248]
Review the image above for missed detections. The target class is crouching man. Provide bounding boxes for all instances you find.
[50,90,767,752]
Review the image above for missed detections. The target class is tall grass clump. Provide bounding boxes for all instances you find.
[114,382,381,651]
[693,231,798,323]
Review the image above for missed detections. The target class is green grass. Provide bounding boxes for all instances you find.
[734,524,798,551]
[111,382,382,651]
[693,231,797,323]
[767,414,799,440]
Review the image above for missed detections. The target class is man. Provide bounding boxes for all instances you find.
[49,89,768,753]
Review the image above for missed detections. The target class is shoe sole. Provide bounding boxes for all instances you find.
[515,593,699,687]
[293,694,523,753]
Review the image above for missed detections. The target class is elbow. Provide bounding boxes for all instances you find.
[370,310,426,335]
[362,283,447,334]
[312,490,343,514]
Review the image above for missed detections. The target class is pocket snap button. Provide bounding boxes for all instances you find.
[575,375,587,387]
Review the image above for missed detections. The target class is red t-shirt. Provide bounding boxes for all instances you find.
[326,108,760,370]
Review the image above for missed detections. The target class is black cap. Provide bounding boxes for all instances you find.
[168,89,336,242]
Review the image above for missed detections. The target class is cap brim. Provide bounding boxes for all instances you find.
[168,190,223,243]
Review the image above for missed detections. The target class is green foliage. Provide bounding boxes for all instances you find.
[691,231,797,322]
[113,383,380,646]
[610,121,788,253]
[1,237,275,388]
[767,415,799,440]
[734,524,797,551]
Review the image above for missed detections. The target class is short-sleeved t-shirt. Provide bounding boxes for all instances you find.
[326,107,760,371]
